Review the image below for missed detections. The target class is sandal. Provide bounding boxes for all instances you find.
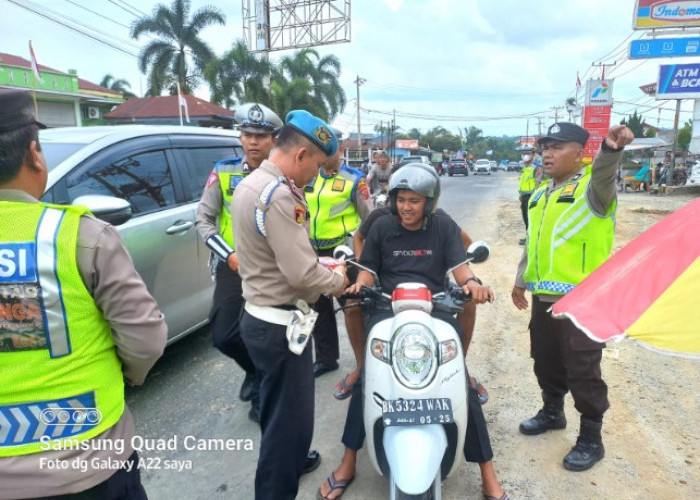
[317,472,355,500]
[484,492,510,500]
[332,374,357,400]
[470,377,489,405]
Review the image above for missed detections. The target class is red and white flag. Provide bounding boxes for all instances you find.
[176,81,190,124]
[29,41,43,84]
[576,72,581,89]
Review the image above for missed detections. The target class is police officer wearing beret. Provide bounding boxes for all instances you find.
[196,103,282,421]
[512,122,633,471]
[0,89,167,498]
[232,110,349,500]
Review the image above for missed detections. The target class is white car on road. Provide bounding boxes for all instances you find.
[474,159,492,175]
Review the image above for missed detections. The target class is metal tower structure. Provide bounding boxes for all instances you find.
[242,0,351,53]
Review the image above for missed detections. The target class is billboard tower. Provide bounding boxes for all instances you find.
[242,0,351,53]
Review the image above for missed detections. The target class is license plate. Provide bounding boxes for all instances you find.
[381,398,453,426]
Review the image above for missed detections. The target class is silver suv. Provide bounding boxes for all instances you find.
[40,125,243,343]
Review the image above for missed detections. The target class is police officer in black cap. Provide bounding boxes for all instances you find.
[196,103,282,422]
[512,122,633,471]
[0,89,166,498]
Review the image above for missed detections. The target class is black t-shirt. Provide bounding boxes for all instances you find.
[359,212,467,294]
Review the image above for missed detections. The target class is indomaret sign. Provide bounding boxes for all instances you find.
[634,0,700,29]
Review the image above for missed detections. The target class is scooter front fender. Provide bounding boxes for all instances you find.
[383,424,447,495]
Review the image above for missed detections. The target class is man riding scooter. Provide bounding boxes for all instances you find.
[317,164,509,500]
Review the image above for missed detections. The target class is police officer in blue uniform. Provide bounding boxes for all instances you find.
[196,103,282,421]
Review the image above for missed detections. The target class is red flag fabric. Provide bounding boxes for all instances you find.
[576,72,581,89]
[29,41,43,84]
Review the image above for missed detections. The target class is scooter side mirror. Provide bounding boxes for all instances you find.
[333,244,355,261]
[466,240,490,264]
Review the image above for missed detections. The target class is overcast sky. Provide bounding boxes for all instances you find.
[2,0,697,137]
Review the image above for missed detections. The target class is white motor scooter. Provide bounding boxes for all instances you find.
[334,242,490,500]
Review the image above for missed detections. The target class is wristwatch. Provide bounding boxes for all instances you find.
[464,276,483,286]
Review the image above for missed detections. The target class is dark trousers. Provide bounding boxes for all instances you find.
[37,452,146,500]
[210,261,256,374]
[311,248,340,364]
[241,312,315,500]
[520,193,531,229]
[341,311,493,464]
[530,295,609,419]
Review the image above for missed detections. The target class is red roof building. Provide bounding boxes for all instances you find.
[105,95,234,128]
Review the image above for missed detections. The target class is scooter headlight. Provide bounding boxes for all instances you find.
[391,323,437,389]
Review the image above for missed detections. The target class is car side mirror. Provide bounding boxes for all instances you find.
[466,240,490,264]
[72,195,133,226]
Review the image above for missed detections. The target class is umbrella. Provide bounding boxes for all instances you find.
[551,198,700,359]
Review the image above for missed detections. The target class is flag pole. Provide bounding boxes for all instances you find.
[176,82,183,127]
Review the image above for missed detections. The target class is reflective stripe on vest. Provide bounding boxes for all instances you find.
[0,392,98,447]
[523,174,615,296]
[305,167,361,249]
[36,208,71,357]
[518,165,537,194]
[216,157,246,249]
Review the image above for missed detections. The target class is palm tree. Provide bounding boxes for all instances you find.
[277,48,346,121]
[130,0,225,96]
[269,74,326,120]
[99,74,136,98]
[205,40,272,108]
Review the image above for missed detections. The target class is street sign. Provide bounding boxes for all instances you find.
[657,63,700,99]
[634,0,700,30]
[584,80,614,106]
[630,37,700,58]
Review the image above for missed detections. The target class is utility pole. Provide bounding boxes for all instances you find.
[354,76,366,152]
[668,99,682,186]
[551,106,565,123]
[536,116,544,136]
[591,62,616,79]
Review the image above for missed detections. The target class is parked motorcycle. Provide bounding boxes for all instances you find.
[333,241,490,499]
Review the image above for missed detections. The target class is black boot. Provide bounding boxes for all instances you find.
[563,417,605,471]
[519,394,567,435]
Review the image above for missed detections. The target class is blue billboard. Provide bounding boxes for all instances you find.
[630,37,700,59]
[657,63,700,99]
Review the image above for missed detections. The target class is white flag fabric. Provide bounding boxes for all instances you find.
[176,82,190,123]
[29,41,43,84]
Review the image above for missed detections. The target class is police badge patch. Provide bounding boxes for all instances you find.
[314,126,332,146]
[294,205,306,225]
[248,104,264,124]
[357,179,370,200]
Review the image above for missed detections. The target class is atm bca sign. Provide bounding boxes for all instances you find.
[657,63,700,99]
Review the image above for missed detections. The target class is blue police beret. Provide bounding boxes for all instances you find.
[284,110,338,157]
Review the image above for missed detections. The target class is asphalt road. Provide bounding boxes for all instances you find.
[127,170,521,500]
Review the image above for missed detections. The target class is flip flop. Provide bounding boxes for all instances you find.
[317,472,355,500]
[483,491,510,500]
[471,377,489,405]
[332,374,356,400]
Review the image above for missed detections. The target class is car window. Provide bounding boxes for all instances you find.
[41,142,87,171]
[66,150,176,215]
[179,146,242,199]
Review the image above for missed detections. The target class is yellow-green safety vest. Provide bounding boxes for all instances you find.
[216,157,247,249]
[518,165,538,194]
[0,202,124,457]
[523,173,616,296]
[305,166,363,250]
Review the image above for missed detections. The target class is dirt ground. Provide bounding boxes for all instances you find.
[458,190,700,500]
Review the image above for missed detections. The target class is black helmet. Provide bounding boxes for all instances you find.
[389,163,441,216]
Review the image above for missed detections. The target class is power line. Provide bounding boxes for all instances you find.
[107,0,147,18]
[4,0,139,57]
